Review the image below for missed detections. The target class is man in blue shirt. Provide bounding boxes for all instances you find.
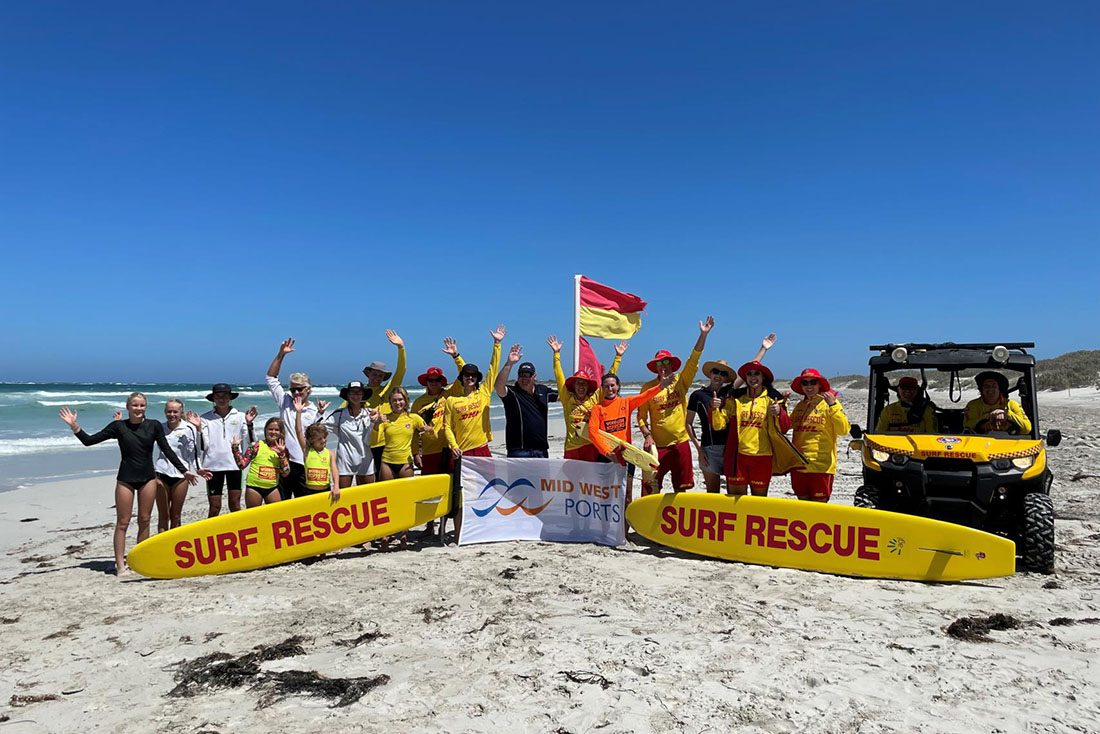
[495,345,559,458]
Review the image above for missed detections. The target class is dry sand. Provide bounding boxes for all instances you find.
[1,390,1099,733]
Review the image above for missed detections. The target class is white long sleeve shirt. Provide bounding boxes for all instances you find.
[200,407,252,472]
[267,375,319,465]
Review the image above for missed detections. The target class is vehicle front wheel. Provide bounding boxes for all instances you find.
[854,485,879,509]
[1021,493,1055,573]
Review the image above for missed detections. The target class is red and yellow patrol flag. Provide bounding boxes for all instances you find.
[578,276,647,339]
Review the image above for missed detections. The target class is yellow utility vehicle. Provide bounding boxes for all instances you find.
[849,343,1062,572]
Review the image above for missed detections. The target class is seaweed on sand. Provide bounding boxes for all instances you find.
[254,670,390,709]
[946,613,1022,642]
[167,636,307,698]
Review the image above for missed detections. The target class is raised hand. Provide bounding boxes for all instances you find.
[113,410,123,421]
[507,344,523,364]
[700,315,715,334]
[660,373,676,390]
[185,411,202,429]
[547,335,563,353]
[711,395,723,410]
[442,337,458,356]
[245,406,257,424]
[279,337,296,356]
[615,340,628,357]
[59,407,79,428]
[317,400,331,414]
[293,395,306,413]
[386,329,404,348]
[822,391,837,406]
[272,439,286,454]
[490,324,507,343]
[368,408,383,423]
[762,333,777,351]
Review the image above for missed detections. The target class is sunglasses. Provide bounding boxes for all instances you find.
[745,370,763,377]
[711,369,730,378]
[426,377,445,384]
[802,379,819,386]
[655,358,673,366]
[290,385,310,393]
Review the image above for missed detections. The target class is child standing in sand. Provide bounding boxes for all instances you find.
[232,417,291,507]
[294,397,340,501]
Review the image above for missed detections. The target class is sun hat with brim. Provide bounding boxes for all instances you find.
[737,361,774,384]
[205,383,240,401]
[975,371,1009,395]
[565,370,599,394]
[791,368,830,395]
[363,360,392,380]
[339,381,374,401]
[701,359,734,383]
[647,350,682,374]
[460,364,484,382]
[418,366,448,386]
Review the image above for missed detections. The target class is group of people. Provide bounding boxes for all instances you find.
[60,319,1030,575]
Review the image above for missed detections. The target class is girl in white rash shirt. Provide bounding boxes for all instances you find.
[320,381,383,489]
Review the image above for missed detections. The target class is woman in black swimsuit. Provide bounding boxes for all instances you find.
[60,392,208,576]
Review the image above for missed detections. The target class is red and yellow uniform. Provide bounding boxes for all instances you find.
[588,384,663,457]
[789,396,850,501]
[712,391,791,491]
[636,349,702,448]
[875,401,936,433]
[553,352,622,458]
[963,397,1031,434]
[411,355,466,466]
[378,411,428,465]
[442,344,502,453]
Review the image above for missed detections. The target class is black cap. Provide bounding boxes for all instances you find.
[460,363,484,382]
[517,361,536,376]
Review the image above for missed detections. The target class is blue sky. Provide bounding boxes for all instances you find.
[2,2,1097,383]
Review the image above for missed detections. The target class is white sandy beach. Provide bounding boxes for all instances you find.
[1,389,1099,733]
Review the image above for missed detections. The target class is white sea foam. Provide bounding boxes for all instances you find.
[0,436,114,457]
[37,400,128,408]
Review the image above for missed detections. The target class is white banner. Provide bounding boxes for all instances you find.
[459,458,626,547]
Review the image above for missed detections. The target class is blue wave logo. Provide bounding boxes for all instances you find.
[472,478,553,517]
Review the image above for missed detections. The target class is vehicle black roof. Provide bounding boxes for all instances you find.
[867,343,1036,370]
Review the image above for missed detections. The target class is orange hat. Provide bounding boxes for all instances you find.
[791,368,830,395]
[737,360,774,384]
[418,367,448,386]
[565,370,598,394]
[647,350,682,374]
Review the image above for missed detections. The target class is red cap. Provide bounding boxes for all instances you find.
[791,368,831,395]
[897,376,919,389]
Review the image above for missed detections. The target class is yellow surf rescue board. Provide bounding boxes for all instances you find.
[596,429,658,481]
[626,493,1015,582]
[128,475,450,578]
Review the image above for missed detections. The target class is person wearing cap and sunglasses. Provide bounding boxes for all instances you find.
[266,338,330,499]
[360,329,407,479]
[548,336,626,461]
[964,372,1031,435]
[875,377,936,433]
[636,315,716,496]
[319,381,383,488]
[789,369,850,502]
[710,360,791,496]
[198,384,257,517]
[494,345,560,458]
[687,334,778,494]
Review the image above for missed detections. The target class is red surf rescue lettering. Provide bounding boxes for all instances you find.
[659,506,880,561]
[271,498,389,550]
[175,527,260,569]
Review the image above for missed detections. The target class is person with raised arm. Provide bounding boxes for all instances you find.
[549,336,626,461]
[588,374,666,503]
[440,325,505,541]
[59,394,206,576]
[789,369,850,502]
[495,344,558,458]
[362,329,407,479]
[636,316,715,496]
[266,338,329,499]
[153,400,204,531]
[710,361,792,497]
[321,381,382,489]
[294,396,340,501]
[198,384,256,518]
[232,417,292,507]
[686,334,777,494]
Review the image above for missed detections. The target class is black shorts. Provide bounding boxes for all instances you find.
[206,470,242,497]
[248,484,280,499]
[384,461,410,476]
[156,472,186,487]
[281,462,307,500]
[118,477,155,492]
[371,446,385,479]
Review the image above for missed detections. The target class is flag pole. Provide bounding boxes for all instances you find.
[573,274,582,373]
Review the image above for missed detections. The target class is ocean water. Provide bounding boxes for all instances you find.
[0,382,567,491]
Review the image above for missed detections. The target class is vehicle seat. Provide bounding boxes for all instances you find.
[937,409,964,434]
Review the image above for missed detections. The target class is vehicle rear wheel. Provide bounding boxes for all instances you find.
[854,485,879,509]
[1021,493,1055,573]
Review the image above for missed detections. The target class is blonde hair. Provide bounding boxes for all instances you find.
[289,372,311,387]
[306,422,327,443]
[127,392,147,407]
[165,399,184,414]
[389,387,410,410]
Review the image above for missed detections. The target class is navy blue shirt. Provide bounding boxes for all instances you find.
[687,384,733,447]
[501,384,559,452]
